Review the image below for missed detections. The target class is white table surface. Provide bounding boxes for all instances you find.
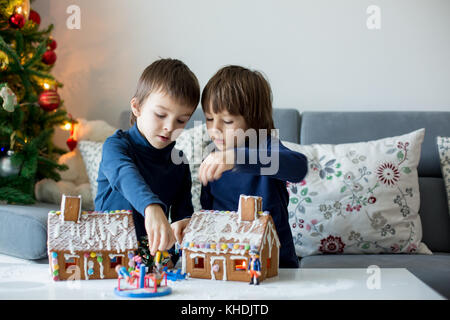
[0,254,444,300]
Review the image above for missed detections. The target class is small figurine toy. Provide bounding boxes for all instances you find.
[247,249,262,285]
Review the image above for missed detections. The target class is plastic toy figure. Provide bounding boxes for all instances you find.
[247,249,262,285]
[115,265,134,285]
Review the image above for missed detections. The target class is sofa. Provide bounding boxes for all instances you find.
[1,108,449,298]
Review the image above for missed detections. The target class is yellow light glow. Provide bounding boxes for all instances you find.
[43,83,50,90]
[61,122,72,131]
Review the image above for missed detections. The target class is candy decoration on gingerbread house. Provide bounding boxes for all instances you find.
[47,194,138,281]
[181,195,280,282]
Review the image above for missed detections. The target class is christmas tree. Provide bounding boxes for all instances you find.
[0,0,71,204]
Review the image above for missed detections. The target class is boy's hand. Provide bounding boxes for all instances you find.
[144,204,176,256]
[198,149,235,186]
[171,218,191,244]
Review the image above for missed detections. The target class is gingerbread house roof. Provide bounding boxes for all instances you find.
[47,210,138,254]
[181,209,280,255]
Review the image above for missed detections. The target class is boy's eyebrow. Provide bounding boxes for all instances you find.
[156,104,192,117]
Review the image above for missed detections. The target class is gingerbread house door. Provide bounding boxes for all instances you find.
[210,256,225,280]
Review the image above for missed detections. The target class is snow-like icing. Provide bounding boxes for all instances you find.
[182,211,268,249]
[210,256,227,281]
[47,210,137,253]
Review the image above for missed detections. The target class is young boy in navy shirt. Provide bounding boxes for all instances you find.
[95,58,200,257]
[199,66,308,268]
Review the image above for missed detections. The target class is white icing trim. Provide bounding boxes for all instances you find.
[53,223,60,239]
[83,255,89,280]
[230,255,248,260]
[64,253,80,260]
[210,256,227,281]
[97,254,104,279]
[108,253,125,259]
[190,253,206,259]
[181,251,187,274]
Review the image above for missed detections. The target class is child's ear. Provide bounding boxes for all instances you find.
[130,97,140,117]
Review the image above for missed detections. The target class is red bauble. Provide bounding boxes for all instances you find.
[48,39,57,51]
[38,90,60,111]
[29,10,41,26]
[66,137,78,151]
[42,50,57,65]
[9,13,25,29]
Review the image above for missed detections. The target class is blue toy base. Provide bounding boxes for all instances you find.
[114,286,172,298]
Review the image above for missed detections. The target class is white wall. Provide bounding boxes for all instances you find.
[32,0,450,146]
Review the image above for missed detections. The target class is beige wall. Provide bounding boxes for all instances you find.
[31,0,450,148]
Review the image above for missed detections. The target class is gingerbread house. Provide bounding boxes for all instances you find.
[47,195,138,281]
[181,195,280,282]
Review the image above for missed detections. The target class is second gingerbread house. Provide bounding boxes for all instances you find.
[181,195,280,282]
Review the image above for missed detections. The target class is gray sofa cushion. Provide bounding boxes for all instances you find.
[0,202,59,260]
[299,252,450,299]
[419,177,450,252]
[119,108,302,143]
[300,111,450,178]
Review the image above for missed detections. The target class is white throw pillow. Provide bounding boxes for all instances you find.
[437,136,450,214]
[175,123,213,212]
[78,140,103,200]
[282,128,431,257]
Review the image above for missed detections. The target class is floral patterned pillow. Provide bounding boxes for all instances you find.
[283,129,432,257]
[437,136,450,214]
[175,123,213,212]
[78,141,104,200]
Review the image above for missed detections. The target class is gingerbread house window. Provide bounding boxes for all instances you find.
[193,257,204,269]
[110,256,122,269]
[234,259,247,271]
[65,257,78,270]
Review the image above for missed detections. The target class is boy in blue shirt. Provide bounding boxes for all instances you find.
[199,66,308,268]
[95,58,200,257]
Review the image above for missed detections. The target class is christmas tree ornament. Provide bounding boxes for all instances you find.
[38,89,60,111]
[66,136,77,151]
[28,9,40,25]
[0,83,17,112]
[0,50,9,72]
[15,0,30,19]
[8,12,25,28]
[42,50,57,65]
[47,38,57,51]
[0,150,20,178]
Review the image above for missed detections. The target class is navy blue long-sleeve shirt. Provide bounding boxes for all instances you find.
[200,136,308,268]
[95,123,194,241]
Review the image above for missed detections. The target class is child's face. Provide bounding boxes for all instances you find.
[204,109,247,151]
[131,90,194,149]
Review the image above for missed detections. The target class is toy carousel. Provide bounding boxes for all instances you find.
[114,251,172,298]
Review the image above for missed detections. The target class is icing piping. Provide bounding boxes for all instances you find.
[210,256,227,281]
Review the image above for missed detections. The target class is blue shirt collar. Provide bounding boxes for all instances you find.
[128,122,176,159]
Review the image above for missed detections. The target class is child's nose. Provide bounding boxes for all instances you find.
[163,119,176,132]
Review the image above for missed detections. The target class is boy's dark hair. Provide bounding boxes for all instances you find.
[130,58,200,126]
[201,65,275,131]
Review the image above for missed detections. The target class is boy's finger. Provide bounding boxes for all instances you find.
[159,230,168,253]
[206,163,217,183]
[147,230,154,249]
[200,163,210,186]
[213,164,224,181]
[151,231,160,256]
[175,227,183,244]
